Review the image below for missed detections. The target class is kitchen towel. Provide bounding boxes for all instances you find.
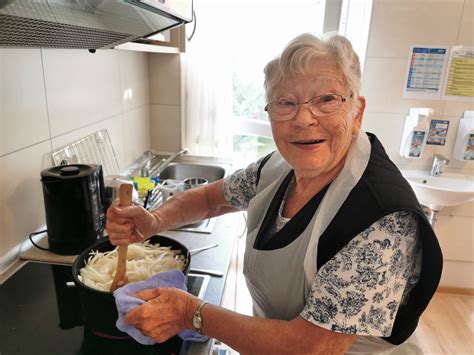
[113,269,209,345]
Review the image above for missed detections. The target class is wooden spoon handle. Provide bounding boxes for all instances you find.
[110,183,133,292]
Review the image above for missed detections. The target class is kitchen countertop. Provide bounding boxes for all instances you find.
[1,152,240,355]
[0,210,241,355]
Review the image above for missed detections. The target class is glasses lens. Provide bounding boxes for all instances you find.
[268,100,297,120]
[309,95,342,115]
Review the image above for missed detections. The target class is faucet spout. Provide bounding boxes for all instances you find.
[151,148,189,177]
[430,154,450,176]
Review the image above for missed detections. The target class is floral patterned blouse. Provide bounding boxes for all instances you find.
[223,158,422,337]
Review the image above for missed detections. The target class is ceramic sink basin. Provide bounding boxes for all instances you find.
[402,169,474,211]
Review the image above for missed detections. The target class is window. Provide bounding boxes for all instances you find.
[185,1,331,167]
[229,1,326,167]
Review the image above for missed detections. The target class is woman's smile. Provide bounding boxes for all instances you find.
[290,138,326,150]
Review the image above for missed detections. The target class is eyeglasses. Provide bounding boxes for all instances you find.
[264,93,352,121]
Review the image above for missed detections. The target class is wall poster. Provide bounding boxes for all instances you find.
[403,45,449,100]
[442,46,474,102]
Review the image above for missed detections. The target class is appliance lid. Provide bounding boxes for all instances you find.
[0,0,193,49]
[41,164,99,181]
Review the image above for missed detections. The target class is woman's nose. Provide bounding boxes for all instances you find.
[293,103,319,127]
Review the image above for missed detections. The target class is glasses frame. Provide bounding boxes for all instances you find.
[264,93,353,121]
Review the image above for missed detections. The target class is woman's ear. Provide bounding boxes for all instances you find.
[352,96,366,134]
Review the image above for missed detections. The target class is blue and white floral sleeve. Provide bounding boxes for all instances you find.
[222,158,264,210]
[301,211,421,337]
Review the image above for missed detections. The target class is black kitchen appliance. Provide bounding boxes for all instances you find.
[41,164,105,255]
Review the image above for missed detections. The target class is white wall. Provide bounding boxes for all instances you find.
[361,0,474,288]
[0,49,150,271]
[149,53,184,153]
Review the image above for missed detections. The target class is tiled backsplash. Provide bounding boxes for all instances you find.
[1,0,472,288]
[0,49,150,271]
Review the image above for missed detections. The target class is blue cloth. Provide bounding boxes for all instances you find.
[113,269,209,345]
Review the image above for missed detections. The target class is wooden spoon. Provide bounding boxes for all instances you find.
[110,183,133,292]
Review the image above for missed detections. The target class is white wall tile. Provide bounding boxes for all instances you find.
[42,49,122,137]
[363,112,437,168]
[150,104,181,152]
[0,142,52,260]
[122,106,151,166]
[0,47,151,271]
[362,57,444,115]
[454,165,474,175]
[0,49,49,156]
[367,0,464,58]
[50,115,124,174]
[443,100,474,117]
[439,260,474,288]
[434,214,474,262]
[456,0,474,46]
[149,54,181,105]
[119,50,150,113]
[441,200,474,218]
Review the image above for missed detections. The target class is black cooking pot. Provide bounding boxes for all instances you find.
[72,235,190,337]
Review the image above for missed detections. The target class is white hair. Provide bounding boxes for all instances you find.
[264,33,362,112]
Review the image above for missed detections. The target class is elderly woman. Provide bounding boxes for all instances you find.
[106,33,442,354]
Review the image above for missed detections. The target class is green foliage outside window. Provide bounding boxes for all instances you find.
[232,73,267,120]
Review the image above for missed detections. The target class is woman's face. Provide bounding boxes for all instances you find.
[269,61,366,179]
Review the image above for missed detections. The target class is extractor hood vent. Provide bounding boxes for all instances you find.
[0,14,134,49]
[0,0,193,49]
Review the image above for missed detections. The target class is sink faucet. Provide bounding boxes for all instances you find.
[151,148,189,176]
[430,154,449,176]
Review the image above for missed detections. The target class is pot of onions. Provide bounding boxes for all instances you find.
[71,235,190,337]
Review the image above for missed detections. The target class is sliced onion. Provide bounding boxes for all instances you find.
[79,241,186,292]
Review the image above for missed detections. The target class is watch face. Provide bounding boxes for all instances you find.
[193,315,202,329]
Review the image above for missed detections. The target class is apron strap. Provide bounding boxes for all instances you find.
[303,130,371,286]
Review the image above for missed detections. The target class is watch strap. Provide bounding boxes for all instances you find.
[193,300,208,334]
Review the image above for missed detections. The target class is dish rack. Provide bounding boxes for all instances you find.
[51,129,120,177]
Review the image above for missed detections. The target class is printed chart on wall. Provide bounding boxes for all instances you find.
[403,45,449,100]
[442,46,474,102]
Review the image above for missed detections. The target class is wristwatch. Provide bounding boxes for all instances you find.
[192,301,208,334]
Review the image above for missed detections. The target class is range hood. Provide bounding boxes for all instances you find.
[0,0,193,49]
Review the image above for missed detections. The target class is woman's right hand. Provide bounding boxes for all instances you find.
[106,201,160,245]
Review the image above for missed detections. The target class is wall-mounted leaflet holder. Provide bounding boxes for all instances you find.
[400,108,432,158]
[453,111,474,161]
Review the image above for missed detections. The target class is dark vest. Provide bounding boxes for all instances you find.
[256,133,443,345]
[318,133,443,344]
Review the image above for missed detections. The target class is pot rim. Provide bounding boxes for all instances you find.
[72,235,191,295]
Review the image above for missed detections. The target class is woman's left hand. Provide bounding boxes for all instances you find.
[125,287,199,343]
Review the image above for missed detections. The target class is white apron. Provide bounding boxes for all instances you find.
[243,130,405,353]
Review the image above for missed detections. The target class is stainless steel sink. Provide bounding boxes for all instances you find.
[158,163,226,182]
[151,160,231,233]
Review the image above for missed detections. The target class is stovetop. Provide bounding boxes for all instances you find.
[0,262,209,355]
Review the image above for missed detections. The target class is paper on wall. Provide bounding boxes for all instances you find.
[402,45,449,100]
[442,46,474,102]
